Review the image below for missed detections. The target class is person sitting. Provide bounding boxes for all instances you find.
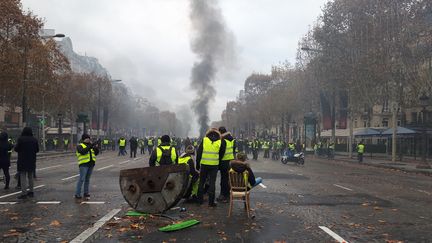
[230,152,262,190]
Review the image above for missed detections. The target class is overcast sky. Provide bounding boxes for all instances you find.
[21,0,328,135]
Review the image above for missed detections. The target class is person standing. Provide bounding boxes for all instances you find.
[0,132,13,190]
[149,135,178,166]
[63,138,70,151]
[129,137,138,158]
[75,134,99,200]
[15,127,39,199]
[196,128,226,207]
[147,137,154,154]
[118,137,126,156]
[217,127,236,203]
[251,138,259,160]
[357,141,365,163]
[138,138,145,155]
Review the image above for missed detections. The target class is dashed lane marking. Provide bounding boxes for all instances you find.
[319,226,349,243]
[0,185,45,199]
[81,201,105,204]
[62,174,79,181]
[37,201,61,204]
[333,184,353,191]
[37,165,62,171]
[119,160,130,165]
[96,165,114,171]
[134,158,140,160]
[70,208,121,243]
[259,183,267,189]
[0,202,17,205]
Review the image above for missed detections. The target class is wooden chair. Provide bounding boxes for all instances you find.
[228,169,251,218]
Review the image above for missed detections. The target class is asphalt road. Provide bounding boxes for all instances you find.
[0,150,431,243]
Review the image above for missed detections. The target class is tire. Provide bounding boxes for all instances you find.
[298,158,305,165]
[281,158,288,164]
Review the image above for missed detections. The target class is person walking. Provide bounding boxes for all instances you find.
[147,137,154,154]
[196,128,226,207]
[357,141,365,163]
[217,127,236,203]
[118,137,126,156]
[0,132,13,190]
[75,134,99,200]
[14,127,39,199]
[138,138,145,155]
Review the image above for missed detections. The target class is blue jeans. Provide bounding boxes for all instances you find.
[75,165,94,196]
[253,177,263,187]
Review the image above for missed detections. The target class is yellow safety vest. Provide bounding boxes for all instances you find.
[119,139,126,147]
[103,139,109,145]
[222,139,235,161]
[156,146,177,165]
[357,144,365,153]
[148,139,153,146]
[178,155,191,165]
[201,137,221,166]
[76,143,96,165]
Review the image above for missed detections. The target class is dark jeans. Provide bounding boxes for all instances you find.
[140,147,145,154]
[1,167,10,188]
[147,146,153,154]
[197,165,218,205]
[130,148,137,158]
[75,165,94,196]
[252,149,258,160]
[20,171,34,195]
[218,160,230,198]
[358,152,363,162]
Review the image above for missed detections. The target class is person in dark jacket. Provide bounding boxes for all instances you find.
[0,132,13,190]
[196,128,226,207]
[217,127,237,203]
[149,135,178,166]
[14,127,39,199]
[230,152,262,190]
[129,137,138,158]
[75,134,99,200]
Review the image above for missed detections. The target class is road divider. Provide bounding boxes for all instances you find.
[62,174,79,181]
[333,184,353,191]
[0,185,45,199]
[319,226,349,243]
[70,208,121,243]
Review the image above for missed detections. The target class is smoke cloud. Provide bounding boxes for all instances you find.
[189,0,236,137]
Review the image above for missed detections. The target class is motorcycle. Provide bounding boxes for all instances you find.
[281,149,305,165]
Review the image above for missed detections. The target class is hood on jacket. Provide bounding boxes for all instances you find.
[221,132,233,141]
[230,160,249,173]
[0,132,8,142]
[205,128,221,142]
[21,127,33,137]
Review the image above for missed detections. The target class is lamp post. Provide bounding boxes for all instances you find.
[21,33,65,127]
[96,79,122,140]
[417,94,431,169]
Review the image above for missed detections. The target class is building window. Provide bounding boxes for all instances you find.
[382,118,389,127]
[411,112,418,124]
[354,119,358,128]
[382,101,389,113]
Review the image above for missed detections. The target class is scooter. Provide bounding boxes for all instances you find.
[281,150,305,165]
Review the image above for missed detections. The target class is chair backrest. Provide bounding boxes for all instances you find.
[229,169,249,192]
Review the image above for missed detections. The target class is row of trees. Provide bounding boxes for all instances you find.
[0,0,187,137]
[221,0,432,140]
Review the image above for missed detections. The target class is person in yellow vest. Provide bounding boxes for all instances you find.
[64,138,70,151]
[217,127,236,203]
[118,137,127,156]
[102,138,110,151]
[196,128,226,207]
[75,134,99,200]
[149,135,178,166]
[357,141,365,162]
[147,137,154,154]
[179,145,199,202]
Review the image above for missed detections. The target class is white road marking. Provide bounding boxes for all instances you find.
[297,173,303,176]
[259,183,267,189]
[119,160,130,165]
[97,165,114,171]
[81,201,105,204]
[70,208,121,243]
[37,201,61,204]
[288,169,294,172]
[333,184,353,191]
[61,174,79,181]
[37,165,62,171]
[417,189,432,196]
[319,226,349,243]
[0,202,17,205]
[0,185,45,199]
[133,158,140,160]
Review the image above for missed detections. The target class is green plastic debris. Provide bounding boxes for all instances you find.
[158,219,200,232]
[126,210,148,217]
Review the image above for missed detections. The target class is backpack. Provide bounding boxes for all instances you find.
[158,146,174,165]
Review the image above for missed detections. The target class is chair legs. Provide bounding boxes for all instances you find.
[228,193,251,218]
[228,193,233,217]
[245,194,250,218]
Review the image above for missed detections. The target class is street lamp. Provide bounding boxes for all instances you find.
[21,33,65,127]
[417,93,431,169]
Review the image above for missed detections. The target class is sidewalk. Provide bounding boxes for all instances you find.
[330,155,432,176]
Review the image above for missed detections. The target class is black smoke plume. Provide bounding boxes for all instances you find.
[189,0,235,137]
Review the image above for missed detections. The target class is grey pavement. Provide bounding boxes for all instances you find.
[0,151,431,242]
